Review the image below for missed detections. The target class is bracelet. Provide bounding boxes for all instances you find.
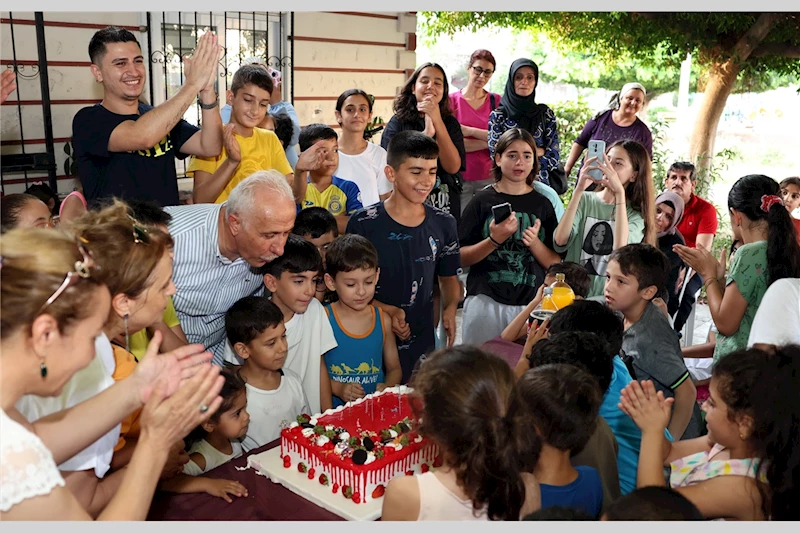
[489,236,502,248]
[704,277,721,289]
[198,97,219,110]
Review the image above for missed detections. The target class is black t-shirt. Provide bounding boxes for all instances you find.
[380,114,466,223]
[72,103,199,207]
[346,202,462,383]
[658,232,686,305]
[459,186,558,306]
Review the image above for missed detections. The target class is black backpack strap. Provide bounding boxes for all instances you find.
[489,93,497,111]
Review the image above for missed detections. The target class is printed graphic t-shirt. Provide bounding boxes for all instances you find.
[553,192,645,298]
[347,202,461,383]
[459,186,558,305]
[73,103,198,207]
[301,176,363,216]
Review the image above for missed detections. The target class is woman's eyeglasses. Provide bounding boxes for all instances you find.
[37,242,96,313]
[471,66,494,78]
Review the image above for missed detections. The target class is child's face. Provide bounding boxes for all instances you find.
[655,202,676,234]
[413,66,445,105]
[386,157,438,205]
[302,231,336,266]
[310,137,339,178]
[495,139,534,184]
[604,260,650,312]
[606,146,637,186]
[241,322,289,371]
[16,197,54,229]
[266,270,318,314]
[335,94,372,133]
[228,83,271,129]
[215,390,250,440]
[782,183,800,213]
[325,267,379,311]
[702,377,748,449]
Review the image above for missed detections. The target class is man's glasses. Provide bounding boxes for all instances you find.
[471,66,494,78]
[37,242,96,313]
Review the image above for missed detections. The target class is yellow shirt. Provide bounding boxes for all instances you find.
[112,344,141,452]
[187,127,292,203]
[128,296,181,362]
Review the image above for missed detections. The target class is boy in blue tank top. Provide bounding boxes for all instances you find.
[322,234,402,407]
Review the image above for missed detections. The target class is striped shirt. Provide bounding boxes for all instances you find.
[165,203,264,365]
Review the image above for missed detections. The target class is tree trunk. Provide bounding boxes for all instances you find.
[688,12,782,180]
[688,60,740,176]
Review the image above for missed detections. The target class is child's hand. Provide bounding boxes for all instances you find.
[342,382,366,403]
[576,158,600,192]
[673,244,723,283]
[524,318,550,354]
[521,219,542,253]
[417,96,441,124]
[422,113,436,138]
[204,478,248,503]
[489,211,518,246]
[223,123,242,164]
[618,380,673,435]
[160,439,190,480]
[296,139,328,173]
[388,307,411,340]
[595,152,625,198]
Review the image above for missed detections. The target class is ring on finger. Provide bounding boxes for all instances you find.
[199,404,209,413]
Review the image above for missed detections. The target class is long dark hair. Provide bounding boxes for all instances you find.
[392,63,452,124]
[748,344,800,520]
[601,139,656,245]
[490,128,540,186]
[409,346,540,520]
[728,174,800,285]
[184,365,247,449]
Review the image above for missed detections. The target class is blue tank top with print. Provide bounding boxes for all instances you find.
[324,303,385,407]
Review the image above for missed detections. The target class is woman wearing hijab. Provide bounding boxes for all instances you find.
[564,82,653,178]
[654,190,687,308]
[487,58,561,190]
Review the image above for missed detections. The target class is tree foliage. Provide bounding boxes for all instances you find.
[422,12,800,81]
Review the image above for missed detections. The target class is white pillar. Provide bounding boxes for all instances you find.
[678,52,692,122]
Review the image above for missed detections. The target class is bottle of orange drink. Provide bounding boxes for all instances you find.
[550,273,575,310]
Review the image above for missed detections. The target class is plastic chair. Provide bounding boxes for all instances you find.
[671,266,699,347]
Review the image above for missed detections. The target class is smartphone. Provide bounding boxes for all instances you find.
[267,66,282,84]
[587,140,606,181]
[492,202,512,224]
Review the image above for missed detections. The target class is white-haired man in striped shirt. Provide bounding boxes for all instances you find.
[165,170,297,365]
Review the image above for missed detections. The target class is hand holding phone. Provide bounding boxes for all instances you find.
[587,140,606,181]
[492,202,512,224]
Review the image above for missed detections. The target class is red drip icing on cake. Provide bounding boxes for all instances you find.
[278,386,438,504]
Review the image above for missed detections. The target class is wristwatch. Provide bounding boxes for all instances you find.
[198,97,219,110]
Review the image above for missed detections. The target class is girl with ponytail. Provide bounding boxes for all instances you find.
[381,345,541,521]
[675,174,800,362]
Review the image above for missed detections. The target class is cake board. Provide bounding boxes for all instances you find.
[248,447,382,521]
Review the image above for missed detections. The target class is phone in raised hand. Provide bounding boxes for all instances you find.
[492,202,512,224]
[587,140,606,181]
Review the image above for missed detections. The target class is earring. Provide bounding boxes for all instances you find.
[739,432,745,440]
[40,361,48,378]
[124,313,130,354]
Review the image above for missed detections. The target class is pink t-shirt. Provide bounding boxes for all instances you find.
[449,91,501,183]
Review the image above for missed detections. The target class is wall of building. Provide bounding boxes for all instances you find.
[291,12,417,145]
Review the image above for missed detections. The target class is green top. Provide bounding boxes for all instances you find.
[714,240,769,363]
[554,192,645,298]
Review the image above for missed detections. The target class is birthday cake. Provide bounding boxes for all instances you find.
[250,385,439,506]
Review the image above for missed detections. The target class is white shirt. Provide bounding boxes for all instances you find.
[0,408,65,512]
[283,298,338,414]
[182,438,243,476]
[335,143,393,207]
[241,369,309,452]
[15,334,119,478]
[748,278,800,347]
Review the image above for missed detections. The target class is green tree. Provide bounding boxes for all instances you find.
[422,12,800,175]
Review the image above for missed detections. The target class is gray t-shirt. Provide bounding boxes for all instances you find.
[621,302,703,439]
